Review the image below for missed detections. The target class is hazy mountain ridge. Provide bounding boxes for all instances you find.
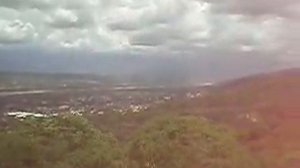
[0,47,279,86]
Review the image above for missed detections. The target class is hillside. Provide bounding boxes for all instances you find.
[154,68,300,168]
[217,68,300,168]
[95,68,300,168]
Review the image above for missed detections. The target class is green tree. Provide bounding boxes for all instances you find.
[0,115,125,168]
[127,116,262,168]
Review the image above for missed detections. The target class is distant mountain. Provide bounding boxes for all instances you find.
[0,47,280,86]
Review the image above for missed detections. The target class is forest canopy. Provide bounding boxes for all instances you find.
[0,115,263,168]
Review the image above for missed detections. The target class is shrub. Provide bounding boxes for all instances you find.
[127,116,262,168]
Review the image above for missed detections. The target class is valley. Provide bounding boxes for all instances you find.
[0,68,299,168]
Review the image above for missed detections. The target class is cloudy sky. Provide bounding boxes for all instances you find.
[0,0,299,82]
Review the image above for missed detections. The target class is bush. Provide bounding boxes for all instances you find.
[0,115,125,168]
[127,116,262,168]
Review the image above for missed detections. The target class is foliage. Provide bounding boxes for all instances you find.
[0,115,264,168]
[0,115,125,168]
[127,116,262,168]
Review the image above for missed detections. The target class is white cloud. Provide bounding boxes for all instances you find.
[0,19,37,44]
[0,0,298,66]
[47,9,79,27]
[46,8,93,29]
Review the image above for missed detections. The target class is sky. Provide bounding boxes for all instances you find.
[0,0,299,83]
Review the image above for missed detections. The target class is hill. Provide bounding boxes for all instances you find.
[217,68,300,168]
[155,68,300,168]
[94,68,299,168]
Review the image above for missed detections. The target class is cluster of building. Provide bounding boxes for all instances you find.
[1,87,206,120]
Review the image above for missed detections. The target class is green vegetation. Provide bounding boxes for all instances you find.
[0,116,124,168]
[127,116,262,168]
[0,115,263,168]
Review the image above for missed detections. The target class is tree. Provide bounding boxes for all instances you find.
[127,116,262,168]
[0,115,125,168]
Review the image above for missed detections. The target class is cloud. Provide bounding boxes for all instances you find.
[205,0,300,18]
[0,19,37,44]
[46,8,93,29]
[129,25,184,47]
[0,0,53,10]
[0,0,298,68]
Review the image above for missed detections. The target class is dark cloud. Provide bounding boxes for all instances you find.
[129,26,187,47]
[0,0,53,10]
[205,0,300,18]
[108,21,141,31]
